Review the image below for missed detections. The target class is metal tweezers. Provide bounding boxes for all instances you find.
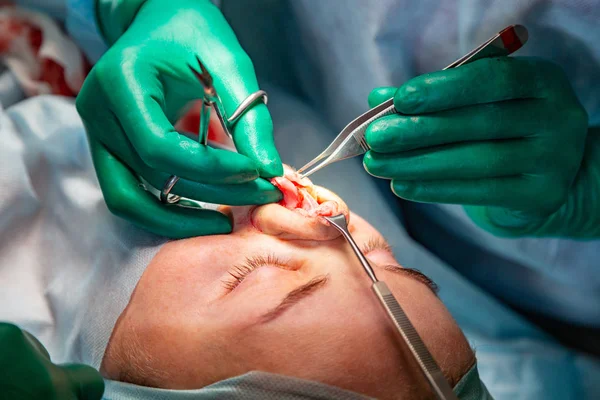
[297,25,529,179]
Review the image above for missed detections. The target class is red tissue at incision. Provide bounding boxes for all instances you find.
[270,166,338,217]
[174,101,236,149]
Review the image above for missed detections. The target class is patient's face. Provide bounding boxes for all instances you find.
[102,184,474,399]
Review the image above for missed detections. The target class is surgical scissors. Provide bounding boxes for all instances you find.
[325,214,458,400]
[160,56,268,204]
[297,25,529,179]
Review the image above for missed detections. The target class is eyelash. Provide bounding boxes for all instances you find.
[221,254,290,291]
[362,236,392,255]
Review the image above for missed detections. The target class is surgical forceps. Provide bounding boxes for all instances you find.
[325,214,458,400]
[297,25,529,179]
[160,56,268,204]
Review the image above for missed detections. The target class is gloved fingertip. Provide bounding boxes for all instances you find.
[258,157,284,179]
[364,121,386,151]
[368,86,397,108]
[207,219,235,235]
[217,153,260,183]
[364,123,376,143]
[61,364,105,400]
[260,186,284,204]
[179,214,233,239]
[391,180,411,199]
[251,178,284,204]
[236,169,261,183]
[362,152,385,178]
[394,84,423,114]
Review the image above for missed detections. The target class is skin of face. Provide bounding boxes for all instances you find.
[101,186,475,400]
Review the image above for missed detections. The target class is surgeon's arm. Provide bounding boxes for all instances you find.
[0,323,104,400]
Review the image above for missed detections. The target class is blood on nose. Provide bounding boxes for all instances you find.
[218,166,350,239]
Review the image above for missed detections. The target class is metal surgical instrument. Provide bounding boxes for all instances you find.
[160,55,268,204]
[325,213,459,400]
[297,25,529,179]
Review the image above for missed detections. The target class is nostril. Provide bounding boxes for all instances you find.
[252,178,350,241]
[224,165,350,239]
[270,165,319,212]
[270,165,346,219]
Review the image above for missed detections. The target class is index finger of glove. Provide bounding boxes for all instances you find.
[394,57,551,114]
[368,87,397,108]
[365,100,543,152]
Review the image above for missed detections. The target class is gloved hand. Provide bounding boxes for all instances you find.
[364,57,600,237]
[77,0,283,239]
[0,323,104,399]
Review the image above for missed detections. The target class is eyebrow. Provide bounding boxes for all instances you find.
[361,235,439,295]
[377,265,439,295]
[260,275,329,323]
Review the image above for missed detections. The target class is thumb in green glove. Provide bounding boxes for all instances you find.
[1,323,104,400]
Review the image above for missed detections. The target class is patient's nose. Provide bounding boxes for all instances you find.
[253,185,349,240]
[219,185,349,241]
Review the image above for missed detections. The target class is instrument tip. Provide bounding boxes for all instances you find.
[499,25,528,53]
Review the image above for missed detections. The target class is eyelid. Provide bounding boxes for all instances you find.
[245,254,295,270]
[221,254,296,292]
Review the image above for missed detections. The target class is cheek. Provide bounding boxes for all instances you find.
[131,237,251,314]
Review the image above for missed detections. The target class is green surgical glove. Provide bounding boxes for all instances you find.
[364,57,600,238]
[0,323,104,399]
[77,0,283,239]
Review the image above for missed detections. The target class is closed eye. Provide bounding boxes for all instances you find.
[221,254,294,291]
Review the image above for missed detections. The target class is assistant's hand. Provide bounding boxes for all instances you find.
[76,0,283,239]
[0,323,104,399]
[364,57,597,237]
